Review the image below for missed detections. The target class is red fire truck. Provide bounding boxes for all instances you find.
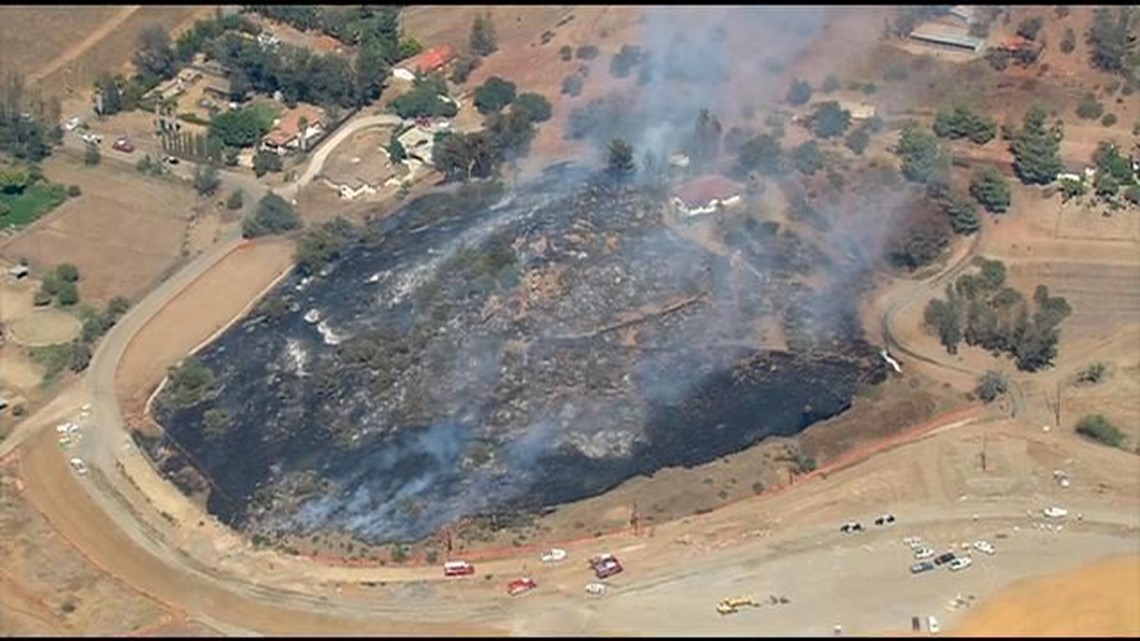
[443,560,475,577]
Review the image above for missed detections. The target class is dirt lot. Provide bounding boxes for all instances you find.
[317,126,402,194]
[0,153,196,306]
[954,554,1140,636]
[0,461,175,635]
[6,309,80,347]
[115,237,295,416]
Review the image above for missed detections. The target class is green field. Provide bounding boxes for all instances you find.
[0,182,68,228]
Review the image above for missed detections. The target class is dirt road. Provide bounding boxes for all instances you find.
[28,5,140,83]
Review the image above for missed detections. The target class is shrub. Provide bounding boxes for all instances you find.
[575,44,599,60]
[390,543,409,563]
[1076,362,1107,385]
[1076,94,1104,120]
[561,74,584,97]
[786,79,812,106]
[975,370,1008,402]
[56,263,80,283]
[226,189,244,210]
[559,45,572,61]
[67,184,81,197]
[56,282,80,306]
[1060,27,1076,53]
[512,92,552,123]
[969,166,1012,213]
[1100,113,1117,127]
[1075,414,1124,448]
[822,74,840,93]
[243,193,300,238]
[473,76,517,114]
[449,54,480,84]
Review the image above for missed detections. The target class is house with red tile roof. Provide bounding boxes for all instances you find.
[410,44,455,74]
[261,103,326,155]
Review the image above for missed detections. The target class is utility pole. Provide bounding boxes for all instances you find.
[1055,381,1062,427]
[980,432,987,472]
[630,501,640,536]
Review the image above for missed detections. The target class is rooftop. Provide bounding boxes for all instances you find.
[909,25,986,51]
[409,44,455,73]
[264,103,325,146]
[672,175,741,209]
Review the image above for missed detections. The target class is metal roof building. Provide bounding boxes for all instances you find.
[909,27,985,53]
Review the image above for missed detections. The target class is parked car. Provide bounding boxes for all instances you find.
[163,155,180,165]
[506,577,537,596]
[873,513,896,526]
[934,552,957,566]
[911,616,921,632]
[948,557,973,571]
[540,548,567,563]
[112,137,135,153]
[928,615,941,634]
[80,132,102,144]
[589,553,623,579]
[839,521,864,533]
[68,457,88,475]
[1043,506,1069,519]
[972,540,996,555]
[63,117,82,131]
[910,561,935,574]
[585,582,607,596]
[913,547,935,561]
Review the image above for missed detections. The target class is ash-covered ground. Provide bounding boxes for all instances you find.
[153,167,885,544]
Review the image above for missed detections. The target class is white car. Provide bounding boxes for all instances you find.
[1043,506,1069,519]
[68,457,88,475]
[913,547,935,560]
[81,132,102,144]
[64,117,82,131]
[947,557,973,571]
[928,615,941,634]
[585,582,607,596]
[972,540,995,555]
[540,548,567,563]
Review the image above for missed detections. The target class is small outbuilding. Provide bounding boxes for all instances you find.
[671,175,743,217]
[7,265,29,280]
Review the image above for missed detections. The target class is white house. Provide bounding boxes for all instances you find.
[392,67,416,82]
[671,175,743,217]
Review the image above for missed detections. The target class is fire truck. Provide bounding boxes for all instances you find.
[588,553,623,579]
[506,577,538,596]
[443,560,475,577]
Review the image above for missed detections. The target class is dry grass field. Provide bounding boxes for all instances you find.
[0,6,122,78]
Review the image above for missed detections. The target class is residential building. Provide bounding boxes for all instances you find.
[261,104,326,155]
[909,25,985,53]
[671,175,743,217]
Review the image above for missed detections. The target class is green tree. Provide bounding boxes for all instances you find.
[932,106,997,145]
[844,126,871,155]
[1086,7,1136,73]
[1124,184,1140,205]
[253,150,283,177]
[133,25,176,82]
[243,192,300,238]
[791,140,824,175]
[450,54,481,84]
[786,79,812,106]
[1094,172,1120,198]
[84,142,101,166]
[975,370,1008,402]
[687,108,723,167]
[945,194,981,235]
[387,137,407,163]
[95,72,124,116]
[512,92,552,123]
[969,166,1012,213]
[895,126,946,184]
[1059,177,1086,202]
[55,263,80,283]
[1011,105,1063,185]
[1060,27,1077,54]
[473,76,517,114]
[226,189,244,210]
[56,281,79,306]
[192,163,221,196]
[398,37,424,60]
[354,35,391,105]
[1076,93,1104,120]
[606,138,635,175]
[0,168,28,194]
[1016,16,1045,41]
[209,108,271,148]
[561,74,584,97]
[737,133,784,175]
[809,101,852,139]
[560,45,573,61]
[470,11,498,57]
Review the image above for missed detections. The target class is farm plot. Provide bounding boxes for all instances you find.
[0,6,121,77]
[0,157,193,306]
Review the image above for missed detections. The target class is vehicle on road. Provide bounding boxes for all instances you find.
[443,560,475,577]
[589,553,623,579]
[80,132,102,144]
[934,552,957,566]
[163,155,180,165]
[911,616,921,632]
[874,513,896,526]
[910,561,935,574]
[948,557,973,571]
[1043,506,1068,519]
[68,457,88,475]
[541,548,567,563]
[585,582,607,596]
[972,540,995,555]
[839,521,864,533]
[928,615,940,634]
[506,577,537,596]
[63,116,82,131]
[716,596,759,615]
[913,547,935,560]
[112,137,135,153]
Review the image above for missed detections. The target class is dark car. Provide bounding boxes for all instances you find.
[874,514,897,526]
[912,616,921,632]
[910,561,935,574]
[839,522,864,533]
[934,552,957,566]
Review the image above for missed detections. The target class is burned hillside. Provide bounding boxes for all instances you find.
[153,169,885,544]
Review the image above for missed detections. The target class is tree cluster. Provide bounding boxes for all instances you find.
[473,76,517,115]
[0,73,62,162]
[923,257,1072,371]
[968,166,1012,213]
[609,44,644,79]
[1010,105,1063,185]
[469,11,498,57]
[895,126,947,185]
[932,106,997,145]
[807,101,852,139]
[388,73,458,119]
[242,192,300,238]
[1090,141,1138,199]
[1086,7,1137,74]
[35,263,82,307]
[249,6,404,62]
[208,33,361,109]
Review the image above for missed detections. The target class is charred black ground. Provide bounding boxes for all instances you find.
[149,168,885,544]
